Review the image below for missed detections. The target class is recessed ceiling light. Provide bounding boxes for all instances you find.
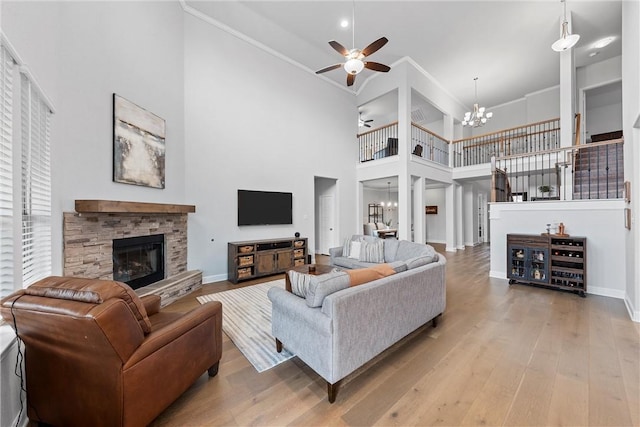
[593,36,615,49]
[589,51,599,57]
[340,19,349,28]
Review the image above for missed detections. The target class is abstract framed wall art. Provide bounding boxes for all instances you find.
[113,94,166,189]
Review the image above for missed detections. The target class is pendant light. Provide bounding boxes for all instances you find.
[552,0,580,52]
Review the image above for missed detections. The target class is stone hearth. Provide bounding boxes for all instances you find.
[63,200,201,306]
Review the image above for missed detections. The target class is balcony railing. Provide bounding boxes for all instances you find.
[491,138,624,202]
[358,122,398,163]
[453,118,561,167]
[357,122,449,166]
[411,123,449,166]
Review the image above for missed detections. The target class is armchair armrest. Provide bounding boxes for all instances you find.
[125,301,222,367]
[140,294,161,316]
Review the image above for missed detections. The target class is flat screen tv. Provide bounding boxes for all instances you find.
[238,190,293,226]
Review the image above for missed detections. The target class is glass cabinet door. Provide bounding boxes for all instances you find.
[528,247,549,283]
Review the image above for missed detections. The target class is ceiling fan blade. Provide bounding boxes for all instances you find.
[364,62,391,72]
[316,64,343,74]
[365,119,373,123]
[347,73,356,87]
[365,123,371,128]
[361,37,388,57]
[328,40,349,57]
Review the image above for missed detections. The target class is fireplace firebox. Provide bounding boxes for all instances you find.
[113,234,164,290]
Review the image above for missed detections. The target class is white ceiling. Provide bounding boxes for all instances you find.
[186,0,622,112]
[185,1,622,192]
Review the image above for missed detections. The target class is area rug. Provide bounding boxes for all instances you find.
[196,279,294,373]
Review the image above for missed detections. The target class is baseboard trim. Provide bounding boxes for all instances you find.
[203,273,227,285]
[587,286,625,299]
[624,295,640,322]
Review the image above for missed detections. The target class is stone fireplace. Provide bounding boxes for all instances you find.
[63,200,202,305]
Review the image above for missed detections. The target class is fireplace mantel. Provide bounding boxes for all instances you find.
[75,200,196,214]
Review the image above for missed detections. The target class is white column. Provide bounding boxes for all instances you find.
[413,176,425,243]
[445,184,456,252]
[455,183,464,250]
[559,10,577,148]
[397,83,412,240]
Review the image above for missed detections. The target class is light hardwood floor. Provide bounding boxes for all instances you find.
[152,244,639,426]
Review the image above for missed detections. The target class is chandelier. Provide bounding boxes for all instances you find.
[462,77,493,127]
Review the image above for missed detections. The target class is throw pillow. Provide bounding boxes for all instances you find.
[346,263,396,287]
[348,241,362,259]
[288,270,313,298]
[342,237,352,257]
[359,239,385,263]
[305,270,351,307]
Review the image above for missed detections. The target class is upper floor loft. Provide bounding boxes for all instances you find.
[357,115,625,203]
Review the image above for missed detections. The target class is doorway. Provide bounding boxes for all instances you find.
[314,177,338,255]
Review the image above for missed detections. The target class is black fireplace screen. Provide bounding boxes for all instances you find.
[113,234,164,290]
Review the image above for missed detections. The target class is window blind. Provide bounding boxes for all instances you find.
[0,45,14,298]
[21,73,51,287]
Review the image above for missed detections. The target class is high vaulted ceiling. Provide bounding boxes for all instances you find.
[185,1,622,112]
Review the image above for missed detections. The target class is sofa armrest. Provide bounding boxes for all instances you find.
[268,287,332,336]
[140,295,161,316]
[125,301,222,367]
[329,246,344,266]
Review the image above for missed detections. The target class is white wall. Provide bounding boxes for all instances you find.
[425,188,446,243]
[2,1,186,276]
[475,86,560,135]
[489,200,627,299]
[183,13,357,283]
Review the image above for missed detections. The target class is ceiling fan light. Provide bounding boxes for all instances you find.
[344,58,364,75]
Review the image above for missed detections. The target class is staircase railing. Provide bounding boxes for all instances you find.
[411,123,449,166]
[491,137,624,202]
[453,118,561,167]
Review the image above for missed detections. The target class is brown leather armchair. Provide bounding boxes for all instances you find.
[0,276,222,427]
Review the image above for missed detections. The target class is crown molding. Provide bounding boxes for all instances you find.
[179,1,356,95]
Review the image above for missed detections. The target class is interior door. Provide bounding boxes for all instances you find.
[318,194,336,254]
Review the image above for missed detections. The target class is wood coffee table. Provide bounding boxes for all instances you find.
[285,264,334,292]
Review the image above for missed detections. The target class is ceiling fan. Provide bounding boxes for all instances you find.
[359,114,373,128]
[315,3,390,87]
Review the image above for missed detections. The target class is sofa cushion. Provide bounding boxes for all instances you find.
[359,239,385,263]
[395,241,436,263]
[383,238,400,262]
[306,271,351,308]
[345,263,396,287]
[388,260,408,273]
[405,255,436,270]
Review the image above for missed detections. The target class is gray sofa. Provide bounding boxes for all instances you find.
[330,234,437,270]
[267,236,446,402]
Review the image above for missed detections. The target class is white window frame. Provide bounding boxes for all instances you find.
[0,35,55,303]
